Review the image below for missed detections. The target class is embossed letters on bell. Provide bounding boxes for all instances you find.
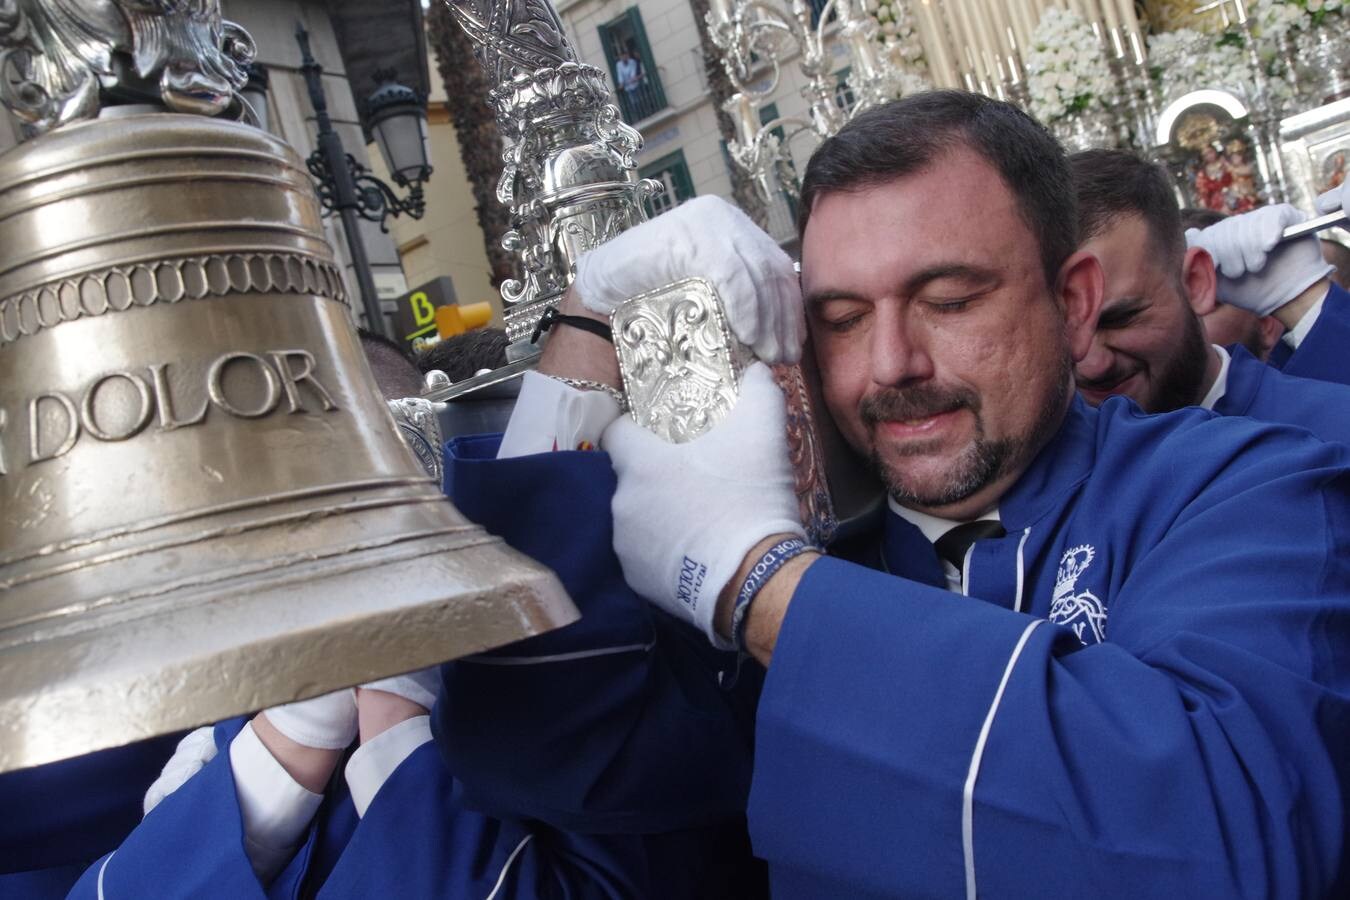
[0,109,577,773]
[7,349,339,471]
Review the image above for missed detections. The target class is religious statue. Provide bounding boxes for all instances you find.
[1224,138,1260,214]
[1194,144,1233,212]
[1190,139,1263,214]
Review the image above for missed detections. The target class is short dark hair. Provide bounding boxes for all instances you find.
[415,327,509,383]
[357,327,424,400]
[1069,149,1185,267]
[1179,207,1227,231]
[798,90,1077,290]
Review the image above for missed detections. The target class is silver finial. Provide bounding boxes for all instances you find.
[0,0,255,135]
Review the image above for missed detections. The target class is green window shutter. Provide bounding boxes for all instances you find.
[599,7,668,124]
[639,149,695,217]
[624,7,667,111]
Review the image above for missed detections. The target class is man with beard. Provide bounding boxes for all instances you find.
[1070,149,1350,443]
[429,92,1350,898]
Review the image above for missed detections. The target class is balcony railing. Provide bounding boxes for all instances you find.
[616,76,666,124]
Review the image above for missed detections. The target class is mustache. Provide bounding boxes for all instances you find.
[860,384,978,425]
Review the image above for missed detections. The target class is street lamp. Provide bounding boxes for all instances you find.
[294,24,432,338]
[240,62,270,133]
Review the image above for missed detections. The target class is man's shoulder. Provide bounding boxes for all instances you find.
[1086,396,1348,501]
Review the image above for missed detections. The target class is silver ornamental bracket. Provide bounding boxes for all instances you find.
[0,0,254,135]
[441,0,661,346]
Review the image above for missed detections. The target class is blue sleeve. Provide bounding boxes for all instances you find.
[0,730,184,875]
[1282,282,1350,386]
[749,456,1350,897]
[434,436,761,835]
[65,719,340,900]
[321,740,737,900]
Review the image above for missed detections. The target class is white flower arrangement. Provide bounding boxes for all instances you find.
[864,0,931,93]
[1146,23,1294,109]
[1277,0,1344,26]
[1024,7,1119,123]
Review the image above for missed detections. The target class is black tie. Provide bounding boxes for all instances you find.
[933,520,1006,570]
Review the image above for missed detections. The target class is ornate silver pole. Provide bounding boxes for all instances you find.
[439,0,660,352]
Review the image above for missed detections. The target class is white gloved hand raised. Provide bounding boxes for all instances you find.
[262,689,358,750]
[572,196,806,363]
[602,363,805,648]
[1186,203,1334,316]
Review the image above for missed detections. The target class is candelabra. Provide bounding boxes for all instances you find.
[708,0,908,202]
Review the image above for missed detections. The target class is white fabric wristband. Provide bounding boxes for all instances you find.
[498,370,622,458]
[229,722,325,882]
[344,715,433,818]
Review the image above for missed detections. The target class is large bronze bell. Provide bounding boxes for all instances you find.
[0,109,577,773]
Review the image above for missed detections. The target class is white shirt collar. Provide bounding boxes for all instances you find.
[1198,344,1231,411]
[887,495,1000,544]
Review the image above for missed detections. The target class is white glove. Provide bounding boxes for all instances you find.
[572,196,806,363]
[602,363,805,648]
[263,689,358,750]
[1315,180,1349,217]
[143,726,219,815]
[1186,203,1334,316]
[361,667,440,711]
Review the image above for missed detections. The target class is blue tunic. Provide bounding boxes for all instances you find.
[438,398,1350,899]
[1213,343,1350,444]
[1271,281,1350,385]
[0,731,184,898]
[65,718,667,899]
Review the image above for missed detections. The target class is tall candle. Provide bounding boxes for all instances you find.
[968,0,1005,83]
[943,0,986,85]
[913,0,960,88]
[1010,0,1038,54]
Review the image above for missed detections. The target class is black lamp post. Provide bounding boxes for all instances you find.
[240,62,270,133]
[295,24,432,338]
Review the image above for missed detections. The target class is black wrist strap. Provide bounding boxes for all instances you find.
[531,305,613,344]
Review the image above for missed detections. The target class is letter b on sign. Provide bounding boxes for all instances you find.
[410,291,434,328]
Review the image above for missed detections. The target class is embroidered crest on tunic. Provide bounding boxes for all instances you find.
[1048,545,1107,645]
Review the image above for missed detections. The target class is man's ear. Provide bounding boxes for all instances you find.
[1056,250,1104,363]
[1182,246,1218,317]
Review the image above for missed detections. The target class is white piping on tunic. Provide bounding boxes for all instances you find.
[1012,528,1032,613]
[962,619,1044,900]
[97,851,115,900]
[485,834,534,900]
[464,641,656,665]
[960,544,975,596]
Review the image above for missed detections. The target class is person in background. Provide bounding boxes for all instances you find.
[1178,207,1284,360]
[1186,184,1350,385]
[1070,149,1350,443]
[415,327,509,383]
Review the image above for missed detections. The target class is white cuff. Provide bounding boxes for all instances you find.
[498,370,622,459]
[229,723,324,882]
[343,715,433,818]
[1282,289,1329,351]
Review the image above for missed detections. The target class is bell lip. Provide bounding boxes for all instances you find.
[0,537,578,774]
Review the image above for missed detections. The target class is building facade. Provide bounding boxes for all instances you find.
[554,0,857,246]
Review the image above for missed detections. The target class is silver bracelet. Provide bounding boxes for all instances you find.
[546,374,627,410]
